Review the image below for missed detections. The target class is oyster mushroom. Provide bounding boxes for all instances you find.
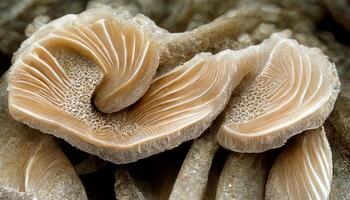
[216,32,340,152]
[9,6,278,164]
[265,127,332,200]
[0,73,87,200]
[8,25,240,164]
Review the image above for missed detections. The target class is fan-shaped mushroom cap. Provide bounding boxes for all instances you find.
[11,7,161,113]
[217,33,340,152]
[9,32,238,165]
[265,127,332,200]
[0,74,87,200]
[0,136,88,200]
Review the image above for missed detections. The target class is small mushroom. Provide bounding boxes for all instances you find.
[217,32,340,153]
[0,73,87,200]
[265,127,332,200]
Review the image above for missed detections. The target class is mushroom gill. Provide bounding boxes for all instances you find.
[0,73,87,200]
[0,136,88,200]
[9,31,238,164]
[217,33,340,152]
[11,8,160,114]
[265,127,332,200]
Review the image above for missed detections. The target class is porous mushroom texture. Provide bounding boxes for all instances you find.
[265,127,332,200]
[217,33,340,153]
[11,8,161,113]
[9,34,238,164]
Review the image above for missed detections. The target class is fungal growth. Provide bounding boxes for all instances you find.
[217,33,340,153]
[265,127,332,200]
[8,8,239,163]
[0,136,88,200]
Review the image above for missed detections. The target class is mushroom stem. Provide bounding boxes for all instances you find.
[169,127,219,200]
[114,167,145,200]
[216,152,271,200]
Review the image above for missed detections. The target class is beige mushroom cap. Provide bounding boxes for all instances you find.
[217,33,340,152]
[11,8,161,114]
[8,9,238,164]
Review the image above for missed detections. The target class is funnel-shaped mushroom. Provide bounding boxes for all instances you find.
[217,33,340,152]
[9,31,237,165]
[265,127,332,200]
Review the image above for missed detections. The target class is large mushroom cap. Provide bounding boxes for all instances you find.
[217,33,340,152]
[8,8,237,164]
[11,7,161,114]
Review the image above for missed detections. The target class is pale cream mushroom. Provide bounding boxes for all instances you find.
[265,127,332,200]
[0,73,87,200]
[216,32,340,152]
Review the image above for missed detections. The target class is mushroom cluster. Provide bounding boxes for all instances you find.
[4,5,341,200]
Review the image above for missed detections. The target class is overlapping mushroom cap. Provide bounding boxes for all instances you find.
[8,9,240,163]
[217,33,340,152]
[266,127,332,200]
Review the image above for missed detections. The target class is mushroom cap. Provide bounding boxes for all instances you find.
[265,127,332,200]
[0,136,87,200]
[0,73,87,200]
[8,9,237,164]
[11,7,161,113]
[217,33,340,152]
